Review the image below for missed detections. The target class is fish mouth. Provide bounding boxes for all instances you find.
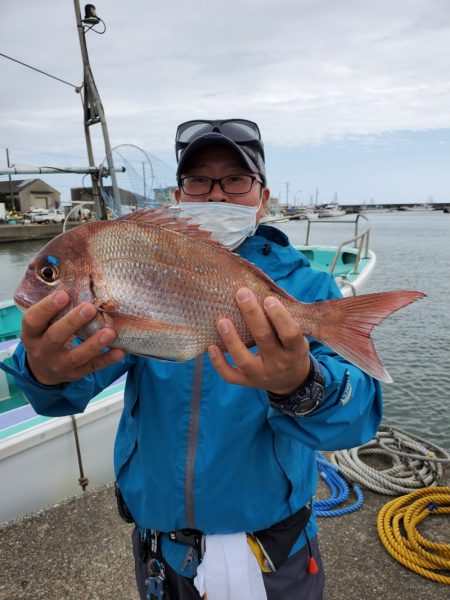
[13,294,31,311]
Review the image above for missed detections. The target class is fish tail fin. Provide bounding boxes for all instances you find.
[302,290,426,383]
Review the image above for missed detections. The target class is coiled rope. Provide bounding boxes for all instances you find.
[314,452,363,517]
[377,487,450,584]
[330,426,450,495]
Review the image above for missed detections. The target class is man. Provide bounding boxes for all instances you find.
[12,119,382,599]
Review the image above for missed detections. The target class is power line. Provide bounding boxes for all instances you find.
[0,52,79,89]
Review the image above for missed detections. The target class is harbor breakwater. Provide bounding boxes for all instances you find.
[0,223,81,243]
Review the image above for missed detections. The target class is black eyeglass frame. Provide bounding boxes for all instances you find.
[179,174,263,196]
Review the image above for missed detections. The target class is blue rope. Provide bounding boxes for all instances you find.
[314,451,363,517]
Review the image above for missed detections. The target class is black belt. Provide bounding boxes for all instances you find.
[168,528,204,551]
[166,503,311,571]
[115,482,311,571]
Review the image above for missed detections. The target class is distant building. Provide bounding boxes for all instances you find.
[0,179,61,212]
[266,195,280,215]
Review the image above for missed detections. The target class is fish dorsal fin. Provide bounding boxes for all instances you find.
[115,208,224,246]
[115,208,297,302]
[116,207,180,223]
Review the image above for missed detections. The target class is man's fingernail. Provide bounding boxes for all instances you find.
[100,330,114,344]
[236,288,251,302]
[264,297,278,309]
[79,304,95,319]
[53,292,67,306]
[218,320,230,335]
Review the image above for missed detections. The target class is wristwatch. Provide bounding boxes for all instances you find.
[268,355,325,417]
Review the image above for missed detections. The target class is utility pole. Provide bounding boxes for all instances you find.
[5,149,15,211]
[73,2,120,219]
[285,182,290,207]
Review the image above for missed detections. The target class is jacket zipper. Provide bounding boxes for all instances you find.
[184,355,203,528]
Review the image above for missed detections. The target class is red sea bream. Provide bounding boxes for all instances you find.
[14,209,425,383]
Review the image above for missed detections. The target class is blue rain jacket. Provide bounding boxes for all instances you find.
[12,224,382,575]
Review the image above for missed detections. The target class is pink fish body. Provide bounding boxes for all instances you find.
[14,209,425,382]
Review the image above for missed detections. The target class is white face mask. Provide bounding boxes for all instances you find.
[177,201,262,250]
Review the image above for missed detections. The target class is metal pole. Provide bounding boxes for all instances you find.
[73,1,104,219]
[70,415,89,492]
[84,62,121,214]
[0,166,124,176]
[6,149,15,211]
[73,1,120,219]
[143,162,146,205]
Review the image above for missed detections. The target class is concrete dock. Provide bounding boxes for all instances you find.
[0,222,81,243]
[1,476,449,599]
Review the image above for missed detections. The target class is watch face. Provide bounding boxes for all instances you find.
[269,356,325,417]
[293,394,319,416]
[290,380,324,416]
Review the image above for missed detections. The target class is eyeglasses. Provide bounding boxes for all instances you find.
[175,119,264,161]
[180,174,263,196]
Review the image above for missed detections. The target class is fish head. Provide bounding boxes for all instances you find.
[14,230,92,313]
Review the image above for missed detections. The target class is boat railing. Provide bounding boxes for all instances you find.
[304,213,371,276]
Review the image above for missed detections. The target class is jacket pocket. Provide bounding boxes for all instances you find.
[114,359,146,477]
[273,434,316,511]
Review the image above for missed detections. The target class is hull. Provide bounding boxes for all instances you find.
[317,209,346,218]
[295,246,376,296]
[0,336,124,523]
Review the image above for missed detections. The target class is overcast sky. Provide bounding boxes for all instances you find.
[1,0,450,204]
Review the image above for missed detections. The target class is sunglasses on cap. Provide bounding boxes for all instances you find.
[175,119,264,161]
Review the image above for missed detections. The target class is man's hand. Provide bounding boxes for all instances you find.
[208,287,310,395]
[20,290,125,386]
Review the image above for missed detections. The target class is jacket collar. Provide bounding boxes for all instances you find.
[238,224,310,281]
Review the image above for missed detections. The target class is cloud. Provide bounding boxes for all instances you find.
[1,0,450,158]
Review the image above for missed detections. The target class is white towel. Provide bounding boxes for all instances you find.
[193,533,268,600]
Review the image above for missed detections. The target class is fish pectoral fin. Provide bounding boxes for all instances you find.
[105,311,193,335]
[96,299,119,312]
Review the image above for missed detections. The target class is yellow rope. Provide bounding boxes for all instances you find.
[377,487,450,584]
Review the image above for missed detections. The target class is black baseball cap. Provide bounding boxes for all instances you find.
[175,119,266,185]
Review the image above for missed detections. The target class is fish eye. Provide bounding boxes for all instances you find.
[40,265,59,282]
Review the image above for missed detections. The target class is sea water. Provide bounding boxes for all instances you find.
[278,211,450,452]
[0,211,449,450]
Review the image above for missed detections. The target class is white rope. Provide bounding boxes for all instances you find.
[329,426,450,495]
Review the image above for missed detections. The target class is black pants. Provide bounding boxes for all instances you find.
[132,527,325,600]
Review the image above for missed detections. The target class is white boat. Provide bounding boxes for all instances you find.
[0,214,376,522]
[294,214,376,297]
[0,332,125,522]
[260,213,290,224]
[288,207,318,220]
[316,203,346,218]
[398,204,434,212]
[359,205,395,214]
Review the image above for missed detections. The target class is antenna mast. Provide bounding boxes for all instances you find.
[73,2,121,219]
